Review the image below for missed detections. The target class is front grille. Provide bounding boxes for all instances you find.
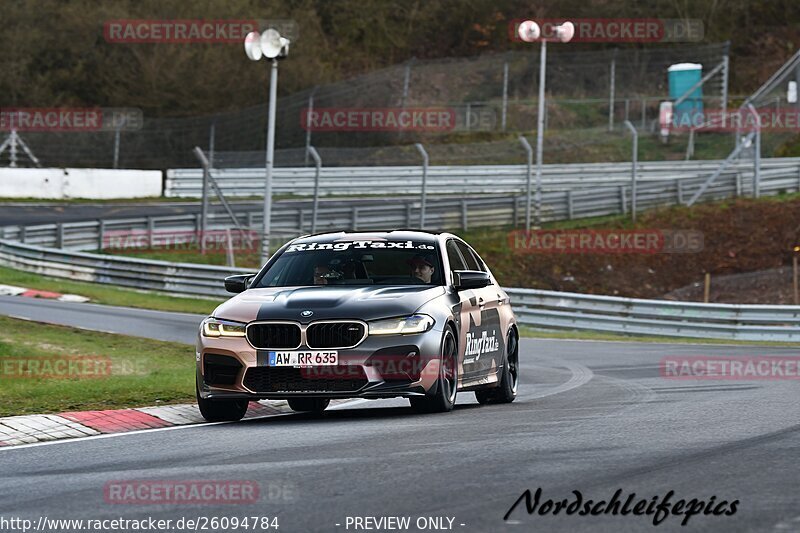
[306,322,365,348]
[247,323,301,349]
[203,353,242,386]
[243,367,368,393]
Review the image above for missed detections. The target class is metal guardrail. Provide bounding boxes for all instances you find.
[1,239,798,341]
[3,158,800,340]
[165,158,800,197]
[506,288,800,342]
[5,166,800,253]
[0,239,252,296]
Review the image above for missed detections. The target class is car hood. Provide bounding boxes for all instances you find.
[212,285,447,323]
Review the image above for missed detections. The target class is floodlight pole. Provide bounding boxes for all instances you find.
[517,20,573,227]
[261,58,278,262]
[534,40,547,229]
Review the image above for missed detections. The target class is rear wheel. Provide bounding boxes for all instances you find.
[196,381,249,422]
[475,329,518,405]
[410,326,458,413]
[288,398,330,413]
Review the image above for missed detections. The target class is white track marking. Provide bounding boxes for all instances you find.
[524,358,594,400]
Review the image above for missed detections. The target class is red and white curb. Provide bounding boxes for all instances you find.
[0,400,350,447]
[0,284,89,303]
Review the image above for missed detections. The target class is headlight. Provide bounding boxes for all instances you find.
[202,318,247,338]
[368,314,434,335]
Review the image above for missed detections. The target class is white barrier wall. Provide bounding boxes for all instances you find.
[0,168,162,199]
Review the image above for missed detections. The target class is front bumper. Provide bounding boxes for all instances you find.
[196,328,444,400]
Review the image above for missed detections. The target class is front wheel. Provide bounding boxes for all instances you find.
[410,326,458,413]
[288,398,330,413]
[475,329,519,405]
[196,381,249,422]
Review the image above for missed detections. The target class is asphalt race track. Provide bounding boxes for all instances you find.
[0,295,204,344]
[0,300,799,532]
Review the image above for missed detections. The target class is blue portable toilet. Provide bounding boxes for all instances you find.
[668,63,703,128]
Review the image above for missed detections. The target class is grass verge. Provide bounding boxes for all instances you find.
[0,315,194,416]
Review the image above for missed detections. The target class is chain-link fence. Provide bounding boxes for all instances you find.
[0,43,733,169]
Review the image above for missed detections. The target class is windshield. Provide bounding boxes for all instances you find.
[253,239,443,287]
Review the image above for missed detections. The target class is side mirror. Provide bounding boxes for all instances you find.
[224,274,253,294]
[452,270,491,291]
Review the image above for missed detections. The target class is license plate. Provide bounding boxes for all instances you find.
[267,351,338,366]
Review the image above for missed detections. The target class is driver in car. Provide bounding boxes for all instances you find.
[408,254,435,284]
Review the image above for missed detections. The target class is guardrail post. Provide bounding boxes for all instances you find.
[752,103,761,199]
[19,226,26,243]
[501,61,509,132]
[608,49,617,132]
[640,97,646,129]
[406,203,412,227]
[518,136,534,229]
[352,207,359,231]
[304,88,316,166]
[56,223,64,249]
[567,191,574,220]
[147,216,154,249]
[623,120,638,223]
[299,210,305,232]
[414,143,428,228]
[307,145,322,233]
[461,199,468,231]
[512,196,519,227]
[620,186,628,215]
[199,152,209,254]
[247,212,254,229]
[676,180,683,205]
[97,219,105,250]
[735,172,742,196]
[797,165,800,192]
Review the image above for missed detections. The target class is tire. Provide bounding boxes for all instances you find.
[196,381,249,422]
[288,398,330,413]
[475,329,519,405]
[410,326,458,413]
